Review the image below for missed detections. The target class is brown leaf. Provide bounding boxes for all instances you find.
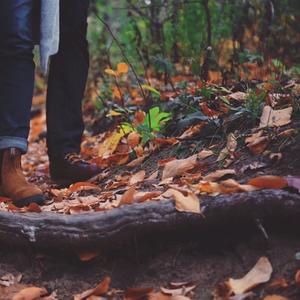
[294,269,300,285]
[259,106,292,128]
[77,250,101,262]
[266,278,288,291]
[148,293,191,300]
[212,281,232,300]
[127,155,148,168]
[198,149,214,160]
[171,189,201,214]
[229,292,255,300]
[262,296,290,300]
[162,155,198,180]
[179,123,205,139]
[245,131,269,155]
[129,170,146,185]
[127,132,141,148]
[119,186,136,206]
[74,276,111,300]
[135,191,162,203]
[248,176,288,189]
[203,169,236,182]
[228,257,273,295]
[12,287,48,300]
[124,287,153,300]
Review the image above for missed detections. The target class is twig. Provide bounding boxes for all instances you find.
[94,12,147,102]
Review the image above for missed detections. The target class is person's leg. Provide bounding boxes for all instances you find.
[47,0,101,186]
[46,0,90,160]
[0,0,44,207]
[0,0,36,153]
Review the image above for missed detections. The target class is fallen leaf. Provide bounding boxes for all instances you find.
[248,176,288,189]
[135,191,162,203]
[245,131,269,155]
[127,155,148,168]
[77,250,101,262]
[278,128,296,138]
[119,186,136,206]
[259,106,292,128]
[98,130,126,158]
[148,292,191,300]
[228,92,246,101]
[146,171,159,181]
[12,286,48,300]
[127,132,141,148]
[266,278,288,291]
[198,149,214,160]
[26,202,42,213]
[229,292,255,300]
[69,182,99,193]
[294,269,300,285]
[129,170,146,185]
[74,276,111,300]
[160,284,196,296]
[170,189,201,214]
[228,257,273,295]
[203,169,236,182]
[124,287,153,300]
[212,281,232,300]
[179,123,205,139]
[162,155,198,180]
[262,296,290,300]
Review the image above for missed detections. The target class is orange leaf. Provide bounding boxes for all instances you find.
[248,176,288,189]
[77,250,101,262]
[26,203,42,213]
[267,278,288,291]
[117,62,129,74]
[69,182,99,193]
[127,132,141,148]
[12,287,48,300]
[119,186,136,207]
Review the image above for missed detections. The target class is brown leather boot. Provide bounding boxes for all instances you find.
[1,148,44,207]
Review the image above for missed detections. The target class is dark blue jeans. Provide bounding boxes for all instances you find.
[0,0,89,160]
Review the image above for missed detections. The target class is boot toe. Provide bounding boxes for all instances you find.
[13,194,45,208]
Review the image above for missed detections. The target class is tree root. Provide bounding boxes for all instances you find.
[0,190,299,250]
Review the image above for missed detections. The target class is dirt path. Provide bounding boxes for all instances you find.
[1,231,300,299]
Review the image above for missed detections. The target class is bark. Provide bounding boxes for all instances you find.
[0,190,300,251]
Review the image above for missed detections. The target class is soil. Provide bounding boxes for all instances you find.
[1,231,300,299]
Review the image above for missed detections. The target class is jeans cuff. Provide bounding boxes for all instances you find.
[0,136,28,154]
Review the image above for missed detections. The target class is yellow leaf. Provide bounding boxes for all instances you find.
[106,110,123,117]
[117,62,129,74]
[104,68,118,77]
[98,130,124,158]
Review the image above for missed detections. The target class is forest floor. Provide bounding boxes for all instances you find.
[1,76,300,300]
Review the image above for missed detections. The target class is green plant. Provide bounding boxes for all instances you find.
[121,106,172,144]
[243,89,267,123]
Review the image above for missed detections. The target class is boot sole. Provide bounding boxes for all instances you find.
[13,194,45,208]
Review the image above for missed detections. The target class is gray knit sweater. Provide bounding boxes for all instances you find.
[40,0,60,74]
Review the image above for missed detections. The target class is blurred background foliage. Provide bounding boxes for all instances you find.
[87,0,300,84]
